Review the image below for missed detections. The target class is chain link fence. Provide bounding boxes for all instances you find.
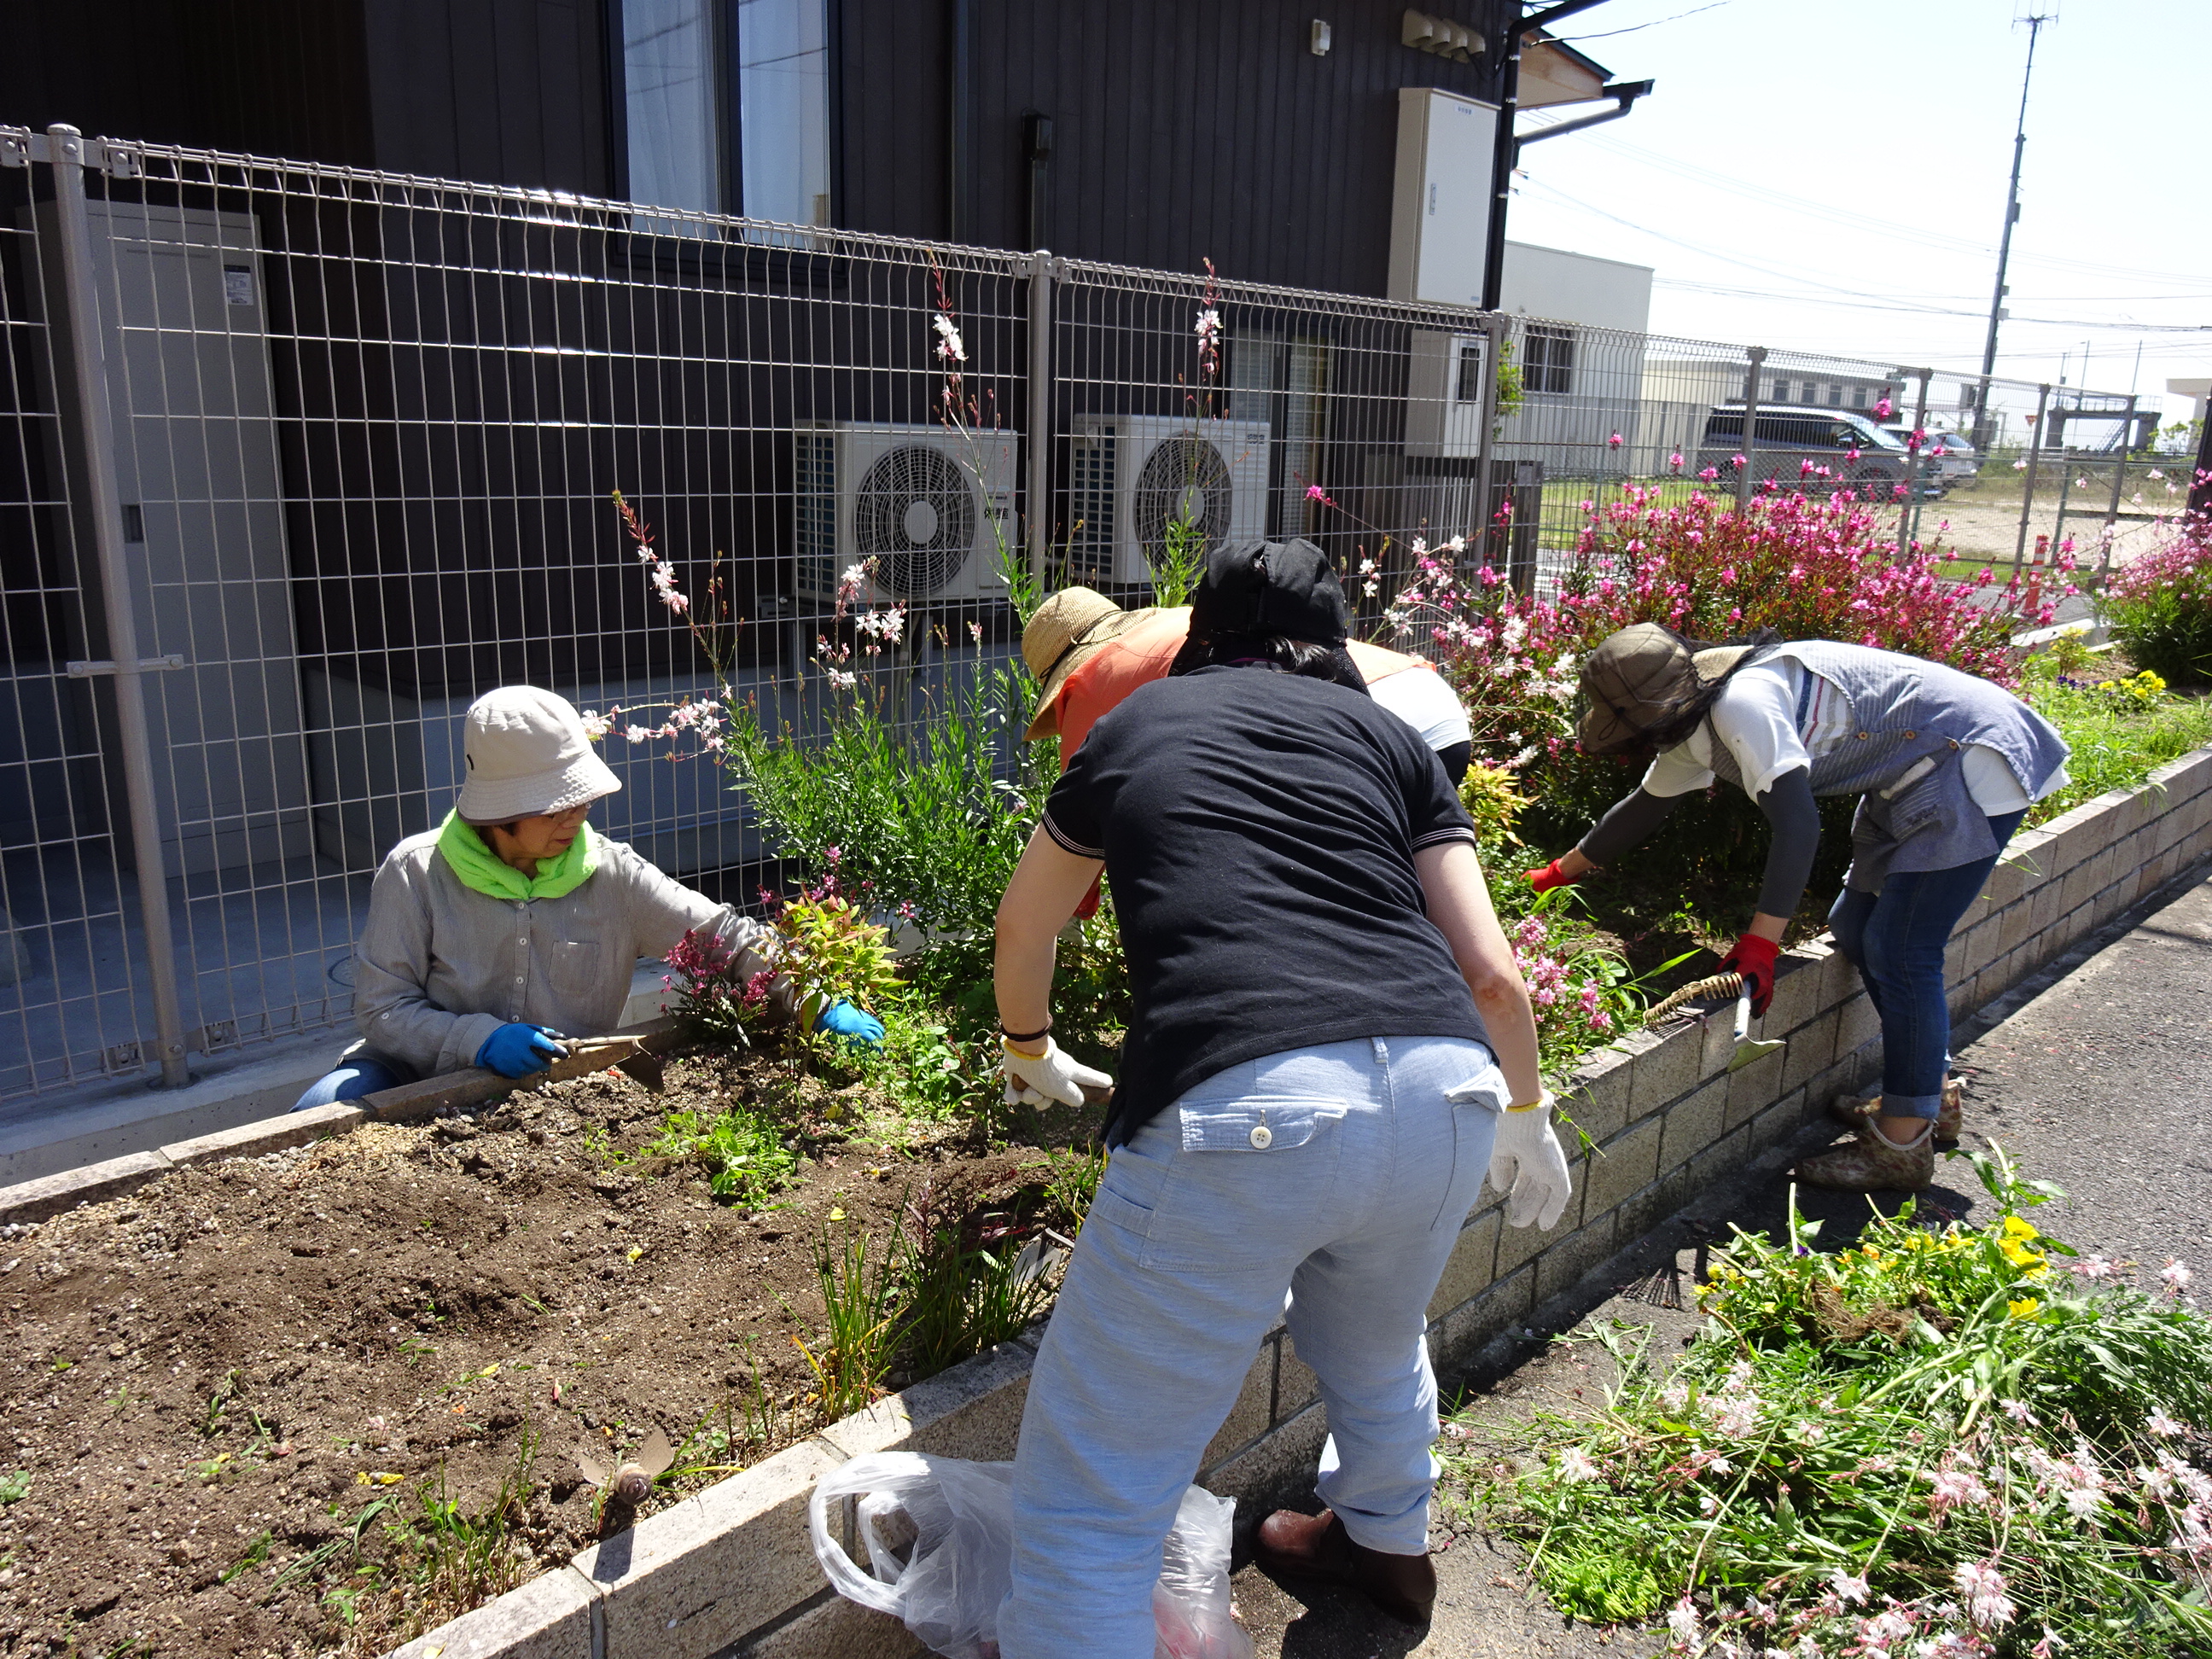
[0,122,2172,1104]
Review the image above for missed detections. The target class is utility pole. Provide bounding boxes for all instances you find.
[1972,6,2055,450]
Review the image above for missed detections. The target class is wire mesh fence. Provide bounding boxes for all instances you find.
[0,121,2177,1103]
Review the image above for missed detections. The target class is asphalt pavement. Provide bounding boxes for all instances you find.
[1229,863,2212,1657]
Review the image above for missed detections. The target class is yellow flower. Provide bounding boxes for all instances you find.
[1999,1238,2046,1271]
[2002,1216,2039,1242]
[2006,1296,2041,1321]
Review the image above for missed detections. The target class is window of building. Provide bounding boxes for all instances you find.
[1523,324,1575,396]
[617,0,831,230]
[1456,341,1483,403]
[1849,386,1867,410]
[738,0,832,228]
[621,0,725,218]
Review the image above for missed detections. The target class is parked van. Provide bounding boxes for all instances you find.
[1697,405,1941,498]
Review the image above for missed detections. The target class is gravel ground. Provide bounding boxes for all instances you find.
[1231,864,2212,1657]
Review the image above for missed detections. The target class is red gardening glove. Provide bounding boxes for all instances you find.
[1720,934,1780,1017]
[1527,858,1580,894]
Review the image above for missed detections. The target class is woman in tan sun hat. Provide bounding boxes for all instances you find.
[1528,625,2069,1193]
[1023,562,1475,782]
[291,685,883,1111]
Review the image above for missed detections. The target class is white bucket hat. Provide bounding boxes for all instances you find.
[455,686,621,825]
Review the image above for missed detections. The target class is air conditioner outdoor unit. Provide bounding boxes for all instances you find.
[1068,415,1272,586]
[794,422,1017,605]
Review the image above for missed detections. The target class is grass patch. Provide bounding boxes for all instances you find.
[2028,682,2212,827]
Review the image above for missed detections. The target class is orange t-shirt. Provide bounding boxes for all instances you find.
[1049,608,1426,770]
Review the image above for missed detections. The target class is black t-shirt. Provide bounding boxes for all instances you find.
[1041,665,1487,1142]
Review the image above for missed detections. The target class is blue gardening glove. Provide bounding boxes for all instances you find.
[814,998,885,1050]
[476,1022,567,1078]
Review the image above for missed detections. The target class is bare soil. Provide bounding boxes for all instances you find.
[0,1048,1093,1659]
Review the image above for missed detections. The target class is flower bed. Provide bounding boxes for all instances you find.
[0,1047,1098,1659]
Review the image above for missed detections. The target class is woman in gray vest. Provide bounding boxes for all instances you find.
[1526,625,2069,1191]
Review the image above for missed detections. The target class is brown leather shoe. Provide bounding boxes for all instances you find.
[1253,1508,1436,1626]
[1828,1076,1962,1141]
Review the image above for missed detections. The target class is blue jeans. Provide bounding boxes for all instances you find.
[1827,811,2025,1120]
[998,1035,1505,1659]
[291,1056,408,1113]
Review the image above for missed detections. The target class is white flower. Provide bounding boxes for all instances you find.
[1194,306,1221,343]
[1667,1598,1701,1644]
[624,724,652,744]
[1954,1561,2017,1628]
[1830,1568,1871,1605]
[1557,1447,1603,1481]
[2148,1407,2186,1438]
[579,708,613,740]
[2148,469,2167,480]
[932,311,966,363]
[2162,1259,2193,1298]
[2000,1399,2036,1426]
[826,668,858,691]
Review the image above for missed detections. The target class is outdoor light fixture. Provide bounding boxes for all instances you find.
[1402,9,1484,61]
[1311,19,1332,55]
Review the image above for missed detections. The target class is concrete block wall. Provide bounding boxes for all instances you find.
[19,753,2206,1659]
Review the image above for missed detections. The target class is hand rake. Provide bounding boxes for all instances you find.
[1643,971,1784,1074]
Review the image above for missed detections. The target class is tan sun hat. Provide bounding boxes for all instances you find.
[1575,624,1758,756]
[1021,587,1154,741]
[455,686,622,824]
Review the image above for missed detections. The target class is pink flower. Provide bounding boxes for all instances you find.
[1607,432,1623,448]
[1306,483,1338,508]
[1874,396,1894,419]
[1668,451,1684,470]
[1954,1562,2016,1629]
[1730,453,1746,469]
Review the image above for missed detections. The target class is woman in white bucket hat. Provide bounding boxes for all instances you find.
[292,686,883,1111]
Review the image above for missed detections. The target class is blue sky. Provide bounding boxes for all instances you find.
[1507,0,2211,420]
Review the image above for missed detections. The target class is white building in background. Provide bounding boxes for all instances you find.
[1497,240,1653,333]
[1493,241,1654,477]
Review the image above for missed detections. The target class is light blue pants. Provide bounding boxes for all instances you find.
[999,1035,1505,1659]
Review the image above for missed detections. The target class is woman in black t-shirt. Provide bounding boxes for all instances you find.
[988,541,1570,1657]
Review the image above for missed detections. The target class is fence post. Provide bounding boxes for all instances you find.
[1025,250,1057,594]
[2098,393,2136,578]
[1473,311,1507,587]
[1901,366,1931,552]
[45,125,192,1088]
[1735,346,1767,509]
[2012,382,2051,575]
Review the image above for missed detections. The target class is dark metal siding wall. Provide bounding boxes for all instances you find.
[363,0,615,196]
[838,0,1509,294]
[0,0,378,166]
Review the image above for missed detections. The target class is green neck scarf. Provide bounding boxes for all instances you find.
[436,810,601,901]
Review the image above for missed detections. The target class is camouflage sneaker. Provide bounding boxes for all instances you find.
[1794,1120,1936,1192]
[1827,1077,1962,1141]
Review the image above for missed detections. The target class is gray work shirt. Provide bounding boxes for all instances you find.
[350,830,787,1078]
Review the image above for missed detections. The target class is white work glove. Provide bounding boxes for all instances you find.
[1488,1092,1574,1231]
[1000,1037,1114,1109]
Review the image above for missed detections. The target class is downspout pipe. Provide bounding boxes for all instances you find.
[1480,0,1619,311]
[1512,80,1654,166]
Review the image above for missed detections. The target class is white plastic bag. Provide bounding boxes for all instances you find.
[808,1451,1254,1659]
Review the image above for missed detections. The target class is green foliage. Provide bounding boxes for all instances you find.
[724,661,1044,940]
[0,1470,29,1505]
[894,1183,1058,1378]
[2100,521,2212,685]
[643,1103,800,1208]
[2024,675,2212,828]
[1151,512,1208,608]
[1475,1148,2212,1656]
[1457,760,1528,855]
[800,1226,899,1421]
[1038,1146,1105,1231]
[778,889,902,1013]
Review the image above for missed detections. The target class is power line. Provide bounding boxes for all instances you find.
[1653,276,2212,332]
[1551,1,1733,40]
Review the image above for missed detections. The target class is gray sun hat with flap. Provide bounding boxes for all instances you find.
[455,686,622,824]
